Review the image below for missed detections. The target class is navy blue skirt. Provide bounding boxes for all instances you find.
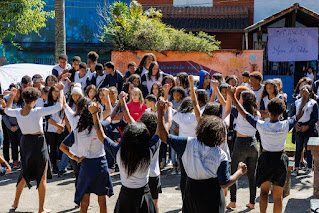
[74,156,114,205]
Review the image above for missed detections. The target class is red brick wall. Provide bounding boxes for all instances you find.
[213,32,244,50]
[214,0,254,25]
[137,0,173,6]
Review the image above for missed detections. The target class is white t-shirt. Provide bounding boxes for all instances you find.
[307,72,315,82]
[4,103,62,134]
[251,85,264,107]
[142,71,165,94]
[96,73,106,87]
[172,109,197,137]
[74,71,89,92]
[87,69,96,81]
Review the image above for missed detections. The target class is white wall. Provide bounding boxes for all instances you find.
[173,0,212,7]
[254,0,319,23]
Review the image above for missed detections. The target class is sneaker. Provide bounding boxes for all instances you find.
[13,161,20,169]
[291,169,299,176]
[57,170,66,177]
[52,167,59,174]
[171,168,177,175]
[167,160,173,166]
[300,162,307,171]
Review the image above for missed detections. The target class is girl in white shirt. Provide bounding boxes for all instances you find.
[4,86,63,213]
[60,97,113,212]
[141,62,166,95]
[90,102,160,213]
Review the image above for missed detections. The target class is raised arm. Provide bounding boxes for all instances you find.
[228,86,248,119]
[6,88,17,109]
[157,98,168,142]
[223,93,232,120]
[211,80,226,107]
[163,84,170,101]
[88,102,107,143]
[119,91,135,124]
[188,75,201,123]
[101,88,112,120]
[165,102,173,131]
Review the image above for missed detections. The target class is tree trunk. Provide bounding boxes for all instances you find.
[55,0,66,63]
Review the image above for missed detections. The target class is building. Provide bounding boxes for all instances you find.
[1,0,131,65]
[138,0,254,50]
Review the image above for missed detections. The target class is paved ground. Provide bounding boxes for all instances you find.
[0,164,313,213]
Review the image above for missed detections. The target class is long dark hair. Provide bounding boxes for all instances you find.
[76,97,94,133]
[127,74,141,89]
[45,86,63,118]
[261,79,279,99]
[138,53,156,69]
[148,61,160,81]
[178,97,193,113]
[120,122,151,177]
[177,72,189,89]
[151,82,164,99]
[240,91,258,116]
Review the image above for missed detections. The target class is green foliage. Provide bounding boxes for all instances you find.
[0,0,54,44]
[97,1,220,52]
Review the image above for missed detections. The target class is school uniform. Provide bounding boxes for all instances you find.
[166,135,230,213]
[245,113,298,187]
[74,71,90,92]
[229,106,259,204]
[141,71,167,94]
[45,107,64,171]
[62,128,113,205]
[90,72,107,89]
[149,139,162,200]
[52,64,72,94]
[100,70,123,93]
[260,94,284,121]
[4,103,62,188]
[102,134,160,213]
[291,98,318,169]
[251,85,264,107]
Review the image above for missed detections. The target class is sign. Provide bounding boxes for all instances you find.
[268,28,318,62]
[158,61,219,76]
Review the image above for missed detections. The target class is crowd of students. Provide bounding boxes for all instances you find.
[0,51,317,213]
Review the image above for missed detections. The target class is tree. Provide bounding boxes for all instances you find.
[97,1,220,53]
[0,0,54,44]
[55,0,66,63]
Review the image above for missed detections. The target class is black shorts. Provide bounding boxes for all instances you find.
[256,152,288,187]
[149,176,162,199]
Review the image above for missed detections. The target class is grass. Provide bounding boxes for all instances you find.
[285,132,296,151]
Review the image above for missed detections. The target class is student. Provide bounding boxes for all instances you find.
[89,101,159,213]
[124,61,137,82]
[161,75,176,101]
[225,75,239,87]
[68,56,81,82]
[197,70,211,97]
[241,71,250,86]
[84,84,97,101]
[212,73,225,85]
[107,86,124,141]
[21,75,33,89]
[249,71,264,106]
[103,61,124,93]
[176,72,190,95]
[306,67,316,82]
[260,79,283,121]
[4,85,64,213]
[74,62,90,92]
[3,85,23,169]
[0,155,11,176]
[145,94,157,113]
[86,51,99,81]
[141,61,166,95]
[136,53,157,77]
[196,89,208,112]
[127,88,147,121]
[60,97,113,212]
[32,74,44,90]
[228,85,307,213]
[224,87,260,209]
[45,75,58,88]
[90,63,107,89]
[291,84,318,176]
[127,74,142,90]
[120,93,168,213]
[150,82,164,100]
[52,54,72,81]
[157,98,247,213]
[44,86,65,174]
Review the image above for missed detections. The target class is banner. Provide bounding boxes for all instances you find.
[268,28,318,62]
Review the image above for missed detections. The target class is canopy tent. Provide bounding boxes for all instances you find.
[0,63,54,92]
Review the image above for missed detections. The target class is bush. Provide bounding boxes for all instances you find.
[97,1,220,53]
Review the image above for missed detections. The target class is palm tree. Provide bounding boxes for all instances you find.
[55,0,66,63]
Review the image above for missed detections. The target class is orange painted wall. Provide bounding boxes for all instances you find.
[112,50,263,82]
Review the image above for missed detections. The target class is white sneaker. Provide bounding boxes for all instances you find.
[291,169,299,176]
[167,160,173,166]
[171,168,177,175]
